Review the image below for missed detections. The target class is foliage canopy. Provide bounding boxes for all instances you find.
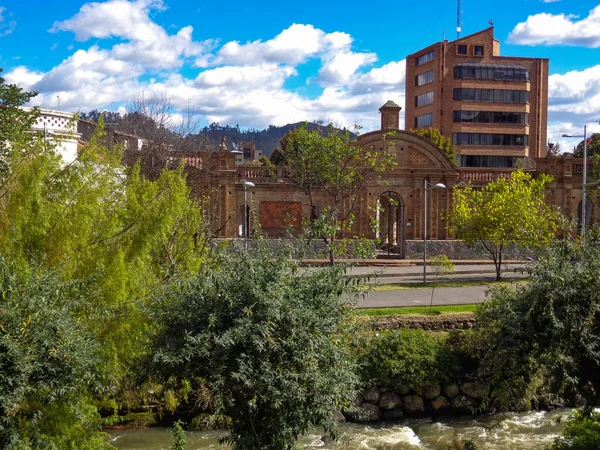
[152,244,362,450]
[446,170,559,280]
[409,127,458,166]
[468,232,600,410]
[280,124,395,264]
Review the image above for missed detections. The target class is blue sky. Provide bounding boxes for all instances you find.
[1,0,600,148]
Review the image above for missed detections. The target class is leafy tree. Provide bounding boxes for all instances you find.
[0,69,39,174]
[0,108,207,393]
[573,133,600,158]
[409,127,458,165]
[0,260,110,449]
[280,124,395,265]
[469,231,600,410]
[550,410,600,450]
[151,244,362,450]
[446,170,559,280]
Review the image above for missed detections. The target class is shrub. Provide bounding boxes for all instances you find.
[355,329,461,389]
[549,409,600,450]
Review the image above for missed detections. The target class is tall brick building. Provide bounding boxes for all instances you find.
[405,27,549,168]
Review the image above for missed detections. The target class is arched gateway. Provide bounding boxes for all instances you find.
[194,101,461,254]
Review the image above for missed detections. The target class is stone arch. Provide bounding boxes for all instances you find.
[357,130,458,171]
[376,191,405,258]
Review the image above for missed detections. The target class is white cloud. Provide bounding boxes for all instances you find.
[51,0,208,69]
[204,24,353,67]
[546,65,600,150]
[0,7,16,37]
[50,0,166,42]
[316,50,378,86]
[9,1,407,132]
[508,5,600,47]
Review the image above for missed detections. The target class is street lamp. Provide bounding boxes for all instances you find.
[563,126,593,236]
[243,181,255,250]
[423,180,446,284]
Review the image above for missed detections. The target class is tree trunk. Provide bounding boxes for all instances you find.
[325,237,335,266]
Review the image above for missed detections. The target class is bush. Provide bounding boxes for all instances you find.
[151,243,362,450]
[354,329,461,389]
[549,409,600,450]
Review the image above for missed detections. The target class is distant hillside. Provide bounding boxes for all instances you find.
[79,110,355,157]
[196,122,356,157]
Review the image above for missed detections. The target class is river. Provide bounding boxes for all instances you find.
[108,409,570,449]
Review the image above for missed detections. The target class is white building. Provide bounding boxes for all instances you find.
[25,108,80,163]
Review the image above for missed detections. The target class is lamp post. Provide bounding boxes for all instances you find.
[423,180,446,284]
[243,181,255,250]
[563,126,589,237]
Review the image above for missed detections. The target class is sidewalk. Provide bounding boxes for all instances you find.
[340,262,529,308]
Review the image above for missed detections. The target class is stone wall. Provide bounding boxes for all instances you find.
[405,239,531,260]
[348,380,490,422]
[364,313,476,332]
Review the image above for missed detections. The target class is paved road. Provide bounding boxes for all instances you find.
[356,285,494,308]
[345,263,528,308]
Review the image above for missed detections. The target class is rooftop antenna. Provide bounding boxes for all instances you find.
[456,0,462,39]
[57,95,60,111]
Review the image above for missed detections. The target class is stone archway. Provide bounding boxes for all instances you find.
[377,191,405,258]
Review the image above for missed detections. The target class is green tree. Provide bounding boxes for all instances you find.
[550,410,600,450]
[446,170,559,280]
[573,133,600,158]
[0,69,39,169]
[469,232,600,410]
[151,244,361,450]
[409,127,458,166]
[0,260,110,449]
[279,124,395,265]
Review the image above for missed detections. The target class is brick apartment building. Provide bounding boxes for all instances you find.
[405,27,549,168]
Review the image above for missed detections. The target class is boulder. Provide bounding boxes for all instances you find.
[331,410,346,422]
[451,395,478,410]
[362,387,380,404]
[418,382,441,400]
[402,395,425,414]
[443,383,460,399]
[379,392,402,410]
[358,402,382,422]
[430,396,450,411]
[460,382,490,400]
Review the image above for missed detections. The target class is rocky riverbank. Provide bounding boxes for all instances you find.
[348,380,490,422]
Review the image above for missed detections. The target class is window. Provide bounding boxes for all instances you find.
[453,88,529,103]
[416,69,434,86]
[454,63,530,81]
[452,111,529,125]
[452,133,529,146]
[416,51,435,66]
[457,44,467,55]
[458,155,517,168]
[415,113,433,128]
[415,91,434,107]
[474,45,484,56]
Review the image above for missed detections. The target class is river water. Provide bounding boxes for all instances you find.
[108,409,570,449]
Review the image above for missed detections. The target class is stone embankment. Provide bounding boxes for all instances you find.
[364,313,476,332]
[345,381,490,422]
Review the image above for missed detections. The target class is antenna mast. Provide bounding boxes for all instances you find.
[457,0,462,39]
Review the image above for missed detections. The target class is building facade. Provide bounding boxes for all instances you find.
[405,27,549,168]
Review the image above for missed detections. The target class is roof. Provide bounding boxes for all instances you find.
[381,100,400,108]
[455,62,528,70]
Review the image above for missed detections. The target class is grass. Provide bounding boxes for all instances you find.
[372,279,528,291]
[355,304,479,316]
